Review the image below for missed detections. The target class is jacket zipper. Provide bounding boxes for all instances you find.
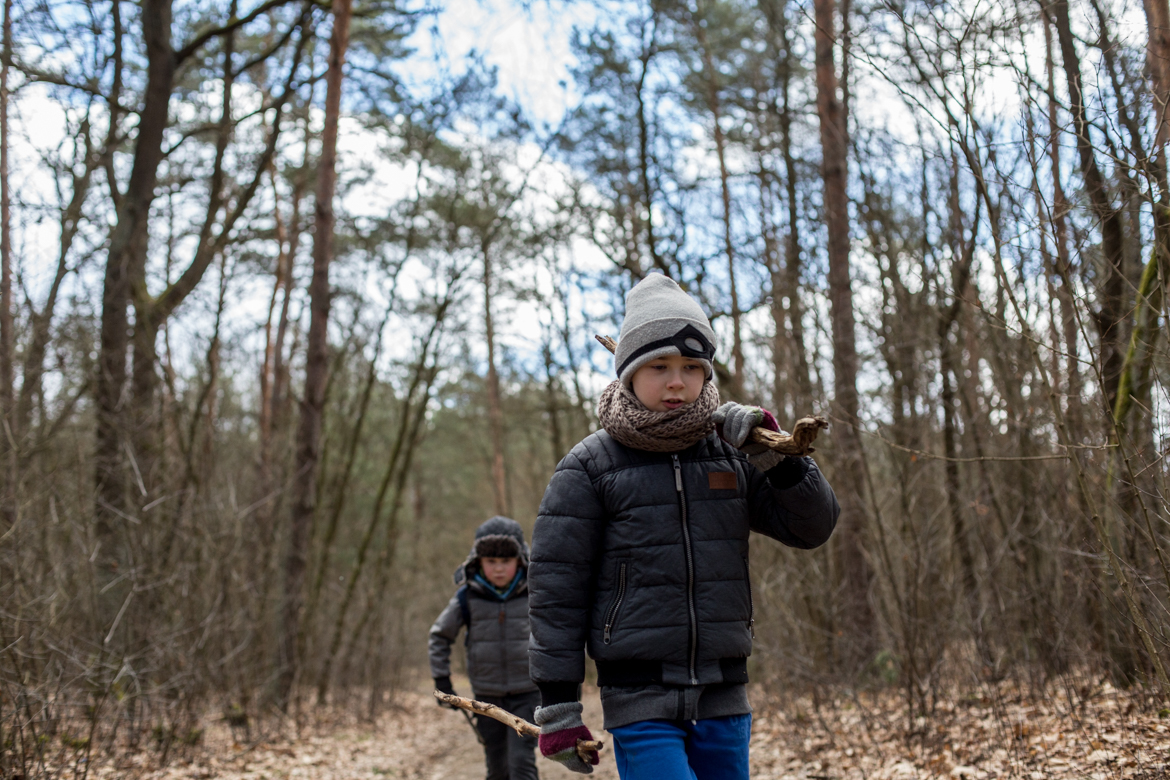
[499,602,507,682]
[743,557,755,639]
[673,454,699,684]
[603,562,628,644]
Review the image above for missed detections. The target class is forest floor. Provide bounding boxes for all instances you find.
[34,676,1170,779]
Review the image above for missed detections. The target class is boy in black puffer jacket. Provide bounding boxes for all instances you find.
[528,274,840,779]
[430,516,540,780]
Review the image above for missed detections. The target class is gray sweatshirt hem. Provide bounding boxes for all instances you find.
[599,683,751,730]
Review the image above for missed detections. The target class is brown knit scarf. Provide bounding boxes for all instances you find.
[597,380,720,453]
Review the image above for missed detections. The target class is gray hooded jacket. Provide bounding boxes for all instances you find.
[428,517,539,697]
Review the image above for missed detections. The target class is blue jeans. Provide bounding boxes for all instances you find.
[609,714,752,780]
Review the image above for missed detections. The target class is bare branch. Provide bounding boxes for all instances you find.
[175,0,300,64]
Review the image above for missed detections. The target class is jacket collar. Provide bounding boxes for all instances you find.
[466,569,528,601]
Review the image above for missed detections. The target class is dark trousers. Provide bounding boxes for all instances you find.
[473,690,541,780]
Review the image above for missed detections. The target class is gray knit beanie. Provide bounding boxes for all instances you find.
[615,274,717,387]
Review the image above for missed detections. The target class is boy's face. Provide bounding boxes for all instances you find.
[631,354,706,412]
[481,556,519,588]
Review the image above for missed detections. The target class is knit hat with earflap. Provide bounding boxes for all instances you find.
[614,274,717,387]
[454,516,530,585]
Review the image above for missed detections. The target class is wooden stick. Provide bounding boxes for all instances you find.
[594,334,828,456]
[434,691,605,760]
[595,334,618,353]
[747,416,828,456]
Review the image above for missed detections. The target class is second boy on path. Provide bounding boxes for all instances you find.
[429,516,541,780]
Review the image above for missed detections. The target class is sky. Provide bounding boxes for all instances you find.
[10,0,619,392]
[423,0,594,127]
[12,0,1161,423]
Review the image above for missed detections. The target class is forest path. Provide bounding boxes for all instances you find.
[105,678,1167,780]
[147,682,619,780]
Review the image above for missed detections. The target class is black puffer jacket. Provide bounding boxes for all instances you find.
[528,430,838,689]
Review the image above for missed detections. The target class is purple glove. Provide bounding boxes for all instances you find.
[534,702,599,774]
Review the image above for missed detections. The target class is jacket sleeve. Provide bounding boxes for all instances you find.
[528,449,606,687]
[747,456,840,548]
[428,594,465,680]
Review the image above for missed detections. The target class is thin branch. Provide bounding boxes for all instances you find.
[175,0,299,63]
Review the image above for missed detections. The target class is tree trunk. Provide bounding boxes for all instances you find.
[303,295,397,649]
[694,14,743,398]
[814,0,875,668]
[780,33,814,415]
[258,155,304,506]
[761,170,789,420]
[258,179,290,490]
[940,169,983,658]
[543,338,564,466]
[1144,0,1170,282]
[1144,0,1170,154]
[759,0,814,417]
[635,14,665,275]
[16,149,94,437]
[0,0,14,531]
[483,242,509,516]
[314,300,448,704]
[1043,16,1083,445]
[1050,0,1127,414]
[128,15,304,503]
[271,163,306,470]
[130,22,236,500]
[277,0,352,711]
[95,0,175,534]
[1040,20,1103,659]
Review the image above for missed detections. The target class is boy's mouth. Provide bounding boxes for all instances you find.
[662,399,685,409]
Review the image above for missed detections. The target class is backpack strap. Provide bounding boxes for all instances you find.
[456,585,471,646]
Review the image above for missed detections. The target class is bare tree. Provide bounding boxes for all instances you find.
[1144,0,1170,189]
[690,0,744,398]
[814,0,874,668]
[484,241,509,515]
[0,0,12,532]
[278,0,352,710]
[94,0,303,532]
[1048,0,1128,416]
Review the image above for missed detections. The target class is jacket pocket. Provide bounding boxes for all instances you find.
[602,561,629,645]
[743,557,755,639]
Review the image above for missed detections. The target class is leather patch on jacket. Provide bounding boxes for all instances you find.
[708,471,737,490]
